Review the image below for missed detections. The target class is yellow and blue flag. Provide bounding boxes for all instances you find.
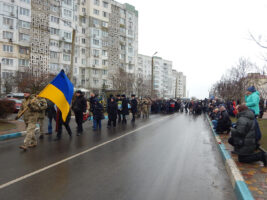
[39,70,74,122]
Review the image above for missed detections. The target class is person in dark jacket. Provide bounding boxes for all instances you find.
[229,105,267,166]
[107,97,117,128]
[72,90,87,135]
[121,94,129,124]
[54,108,72,141]
[45,100,56,135]
[216,106,232,134]
[130,94,138,122]
[93,100,104,130]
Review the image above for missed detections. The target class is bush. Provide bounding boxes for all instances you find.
[0,99,15,119]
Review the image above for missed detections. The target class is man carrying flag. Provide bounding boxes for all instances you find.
[16,70,74,151]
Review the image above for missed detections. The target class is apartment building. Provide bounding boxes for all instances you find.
[172,70,187,98]
[0,0,31,93]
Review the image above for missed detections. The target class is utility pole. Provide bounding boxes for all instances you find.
[69,29,76,83]
[175,77,177,99]
[151,52,158,97]
[0,63,1,97]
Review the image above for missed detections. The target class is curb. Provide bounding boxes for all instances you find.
[206,114,254,200]
[0,127,40,141]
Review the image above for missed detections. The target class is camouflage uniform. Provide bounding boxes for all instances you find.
[141,99,150,118]
[37,98,48,137]
[18,95,42,148]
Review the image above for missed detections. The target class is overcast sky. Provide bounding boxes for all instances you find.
[119,0,267,99]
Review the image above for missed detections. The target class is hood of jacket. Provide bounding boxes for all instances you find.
[237,109,255,120]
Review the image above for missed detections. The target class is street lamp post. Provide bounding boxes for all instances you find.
[151,52,158,97]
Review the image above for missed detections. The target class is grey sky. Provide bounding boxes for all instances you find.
[119,0,267,98]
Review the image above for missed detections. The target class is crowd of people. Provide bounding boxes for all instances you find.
[208,86,267,166]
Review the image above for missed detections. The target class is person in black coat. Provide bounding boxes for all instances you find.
[72,90,87,135]
[46,99,56,135]
[130,94,138,122]
[107,97,117,127]
[121,94,129,124]
[216,105,232,134]
[54,108,72,141]
[93,100,104,130]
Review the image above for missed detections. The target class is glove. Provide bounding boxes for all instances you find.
[15,116,19,120]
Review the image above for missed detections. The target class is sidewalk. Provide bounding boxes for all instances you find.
[219,133,267,200]
[0,120,25,136]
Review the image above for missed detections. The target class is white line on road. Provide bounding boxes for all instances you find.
[0,114,174,190]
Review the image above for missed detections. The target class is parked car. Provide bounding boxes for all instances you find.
[7,98,22,113]
[6,93,25,100]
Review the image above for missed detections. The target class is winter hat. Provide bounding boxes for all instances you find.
[76,90,82,94]
[247,86,256,93]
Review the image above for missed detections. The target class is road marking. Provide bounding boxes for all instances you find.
[0,114,174,190]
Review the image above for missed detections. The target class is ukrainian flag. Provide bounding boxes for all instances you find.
[39,70,74,122]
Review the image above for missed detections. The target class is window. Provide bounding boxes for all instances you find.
[128,30,133,36]
[82,28,86,34]
[93,29,100,36]
[50,5,59,12]
[75,57,77,63]
[19,46,30,54]
[64,9,72,17]
[50,28,60,35]
[19,59,29,67]
[51,16,59,24]
[102,50,107,56]
[20,0,30,3]
[3,4,14,13]
[3,31,13,39]
[93,59,99,66]
[93,18,100,26]
[128,47,133,53]
[82,8,86,13]
[82,59,86,65]
[19,33,30,42]
[2,58,13,65]
[93,39,99,46]
[93,69,98,74]
[120,27,125,34]
[81,17,86,23]
[63,0,72,5]
[102,60,108,66]
[63,54,70,61]
[63,20,72,27]
[94,0,100,6]
[103,11,108,18]
[81,38,86,44]
[93,49,99,56]
[120,18,125,25]
[102,31,108,37]
[50,40,59,47]
[64,32,71,39]
[93,79,99,85]
[64,43,71,50]
[102,41,108,47]
[3,45,13,53]
[103,1,108,8]
[103,79,107,85]
[18,20,30,29]
[121,45,125,50]
[102,21,108,27]
[93,9,99,15]
[3,17,13,26]
[50,51,58,59]
[19,7,30,16]
[102,70,107,75]
[81,48,86,54]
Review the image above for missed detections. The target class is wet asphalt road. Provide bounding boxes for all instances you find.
[0,113,235,200]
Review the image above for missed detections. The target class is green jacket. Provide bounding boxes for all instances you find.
[245,91,260,115]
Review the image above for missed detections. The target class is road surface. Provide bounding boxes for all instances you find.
[0,113,235,200]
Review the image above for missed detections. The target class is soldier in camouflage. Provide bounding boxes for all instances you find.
[16,91,44,151]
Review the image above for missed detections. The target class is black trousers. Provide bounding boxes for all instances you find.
[132,112,136,121]
[75,112,83,133]
[118,111,121,122]
[108,119,116,127]
[57,117,72,139]
[238,152,263,163]
[122,115,127,123]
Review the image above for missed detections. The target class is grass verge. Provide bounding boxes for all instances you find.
[0,121,16,132]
